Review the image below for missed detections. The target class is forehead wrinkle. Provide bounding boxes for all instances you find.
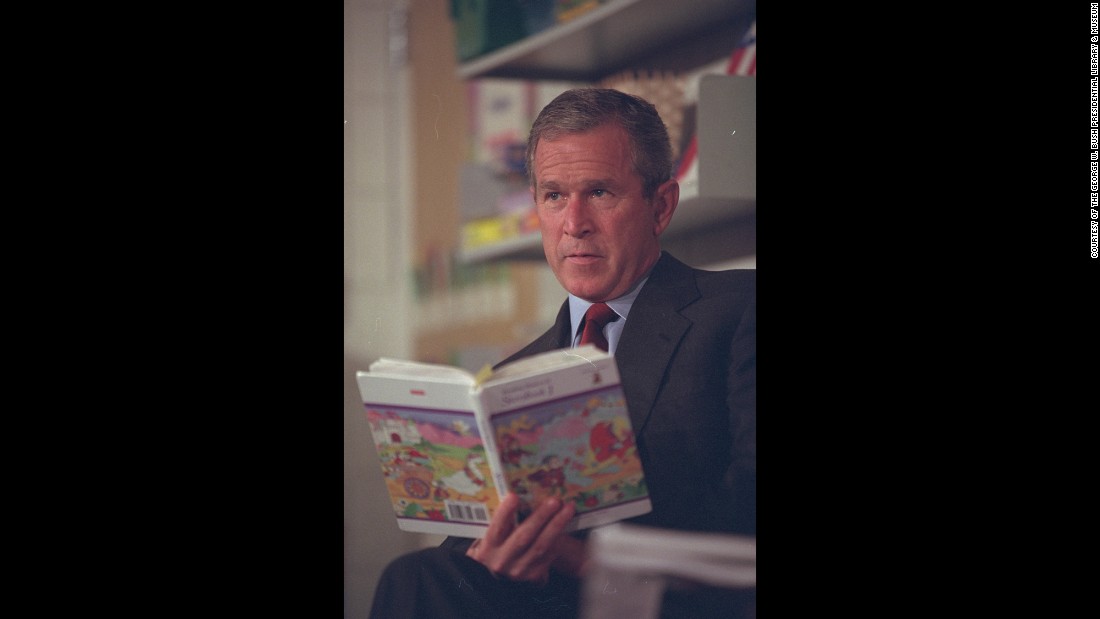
[538,177,615,191]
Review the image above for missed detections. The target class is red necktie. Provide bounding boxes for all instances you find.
[579,303,619,352]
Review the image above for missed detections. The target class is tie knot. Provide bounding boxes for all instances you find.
[585,302,618,329]
[579,303,618,352]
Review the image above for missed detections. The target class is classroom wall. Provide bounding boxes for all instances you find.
[344,1,461,616]
[344,0,425,616]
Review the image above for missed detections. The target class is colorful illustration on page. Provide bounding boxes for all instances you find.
[490,386,647,516]
[365,406,499,525]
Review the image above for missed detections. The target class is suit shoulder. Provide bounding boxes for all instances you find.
[693,267,756,296]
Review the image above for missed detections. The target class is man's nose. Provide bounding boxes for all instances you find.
[562,196,593,238]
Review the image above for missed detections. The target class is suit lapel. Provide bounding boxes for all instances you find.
[616,253,699,434]
[540,300,574,350]
[498,255,698,435]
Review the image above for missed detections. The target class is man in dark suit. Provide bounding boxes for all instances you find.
[369,88,755,619]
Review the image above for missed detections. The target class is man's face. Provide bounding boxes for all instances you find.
[533,123,678,302]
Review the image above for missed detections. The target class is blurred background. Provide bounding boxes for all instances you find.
[344,0,756,615]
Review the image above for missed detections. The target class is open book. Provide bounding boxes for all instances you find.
[355,345,651,538]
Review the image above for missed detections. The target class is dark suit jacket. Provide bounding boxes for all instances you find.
[498,251,756,536]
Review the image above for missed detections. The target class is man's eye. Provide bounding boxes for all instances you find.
[546,192,561,201]
[591,189,606,198]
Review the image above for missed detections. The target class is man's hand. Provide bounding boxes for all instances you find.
[465,493,581,584]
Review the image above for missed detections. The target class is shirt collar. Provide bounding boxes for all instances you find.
[567,269,652,338]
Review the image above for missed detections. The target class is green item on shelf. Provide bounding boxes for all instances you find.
[450,0,528,62]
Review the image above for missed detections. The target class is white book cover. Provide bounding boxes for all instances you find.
[356,345,651,537]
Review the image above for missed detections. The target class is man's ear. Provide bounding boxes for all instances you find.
[652,179,679,236]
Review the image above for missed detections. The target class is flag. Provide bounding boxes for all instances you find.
[676,20,756,182]
[726,21,756,77]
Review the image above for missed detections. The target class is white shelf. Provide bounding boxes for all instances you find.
[457,0,757,81]
[458,231,544,263]
[457,74,755,264]
[456,190,755,264]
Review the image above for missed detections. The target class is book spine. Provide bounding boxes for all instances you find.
[472,387,510,507]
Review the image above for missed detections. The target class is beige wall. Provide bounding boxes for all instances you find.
[344,1,433,616]
[345,1,486,615]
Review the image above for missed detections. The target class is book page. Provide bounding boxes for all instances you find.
[490,386,648,525]
[475,350,651,530]
[357,371,499,538]
[368,358,477,384]
[484,344,608,384]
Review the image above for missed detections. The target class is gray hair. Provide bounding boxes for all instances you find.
[526,88,674,199]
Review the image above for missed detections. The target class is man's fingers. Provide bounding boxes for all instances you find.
[481,493,521,548]
[504,499,576,579]
[529,499,575,558]
[468,494,578,584]
[504,497,564,552]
